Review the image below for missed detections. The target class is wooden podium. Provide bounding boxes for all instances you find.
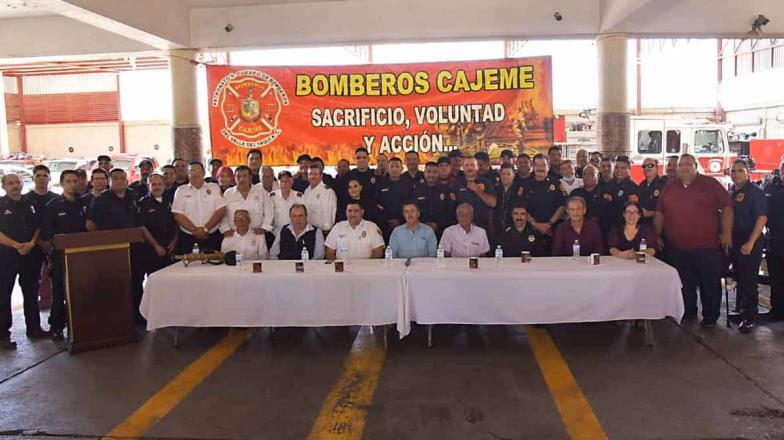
[52,228,145,354]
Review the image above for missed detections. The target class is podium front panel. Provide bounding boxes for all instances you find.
[65,242,136,353]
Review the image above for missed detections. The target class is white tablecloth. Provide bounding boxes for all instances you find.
[405,256,684,325]
[140,259,409,336]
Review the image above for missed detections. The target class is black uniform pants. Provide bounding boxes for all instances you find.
[731,240,764,319]
[768,239,784,318]
[668,247,723,321]
[49,253,67,332]
[177,231,223,255]
[0,251,42,339]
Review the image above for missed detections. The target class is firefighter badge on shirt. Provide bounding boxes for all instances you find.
[212,70,290,148]
[735,192,745,203]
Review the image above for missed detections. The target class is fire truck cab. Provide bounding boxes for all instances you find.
[629,117,735,183]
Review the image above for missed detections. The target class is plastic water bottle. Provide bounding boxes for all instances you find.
[436,244,446,269]
[572,240,580,260]
[235,253,243,269]
[301,247,309,262]
[495,245,504,268]
[337,245,350,263]
[384,246,393,268]
[192,243,200,254]
[639,238,648,253]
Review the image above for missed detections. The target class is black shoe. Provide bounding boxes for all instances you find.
[1,337,17,350]
[681,313,698,323]
[50,329,65,341]
[26,328,50,339]
[700,319,717,328]
[728,313,743,324]
[739,318,756,334]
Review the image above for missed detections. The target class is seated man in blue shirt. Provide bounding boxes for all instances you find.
[389,201,438,258]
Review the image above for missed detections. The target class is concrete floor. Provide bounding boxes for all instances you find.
[1,288,784,440]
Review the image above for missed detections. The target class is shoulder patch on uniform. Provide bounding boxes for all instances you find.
[449,193,456,201]
[549,184,556,192]
[653,189,660,197]
[735,192,745,203]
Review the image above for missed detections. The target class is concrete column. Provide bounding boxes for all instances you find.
[0,72,9,156]
[168,49,202,162]
[596,33,630,158]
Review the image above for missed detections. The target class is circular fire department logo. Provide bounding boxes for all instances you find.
[211,70,290,148]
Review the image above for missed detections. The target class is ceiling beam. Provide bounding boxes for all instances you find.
[35,0,190,50]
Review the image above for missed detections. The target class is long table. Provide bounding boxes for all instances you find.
[140,259,409,336]
[140,256,684,342]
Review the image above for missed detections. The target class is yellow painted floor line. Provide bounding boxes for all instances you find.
[307,326,387,440]
[102,329,250,440]
[526,325,609,440]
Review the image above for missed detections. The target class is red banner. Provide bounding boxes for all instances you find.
[207,57,553,166]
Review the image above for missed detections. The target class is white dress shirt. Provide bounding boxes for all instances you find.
[302,181,337,232]
[269,223,325,260]
[439,223,490,257]
[220,230,269,260]
[324,219,385,260]
[171,181,226,234]
[220,184,274,233]
[270,189,304,235]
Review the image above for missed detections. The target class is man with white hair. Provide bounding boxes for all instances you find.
[439,203,490,258]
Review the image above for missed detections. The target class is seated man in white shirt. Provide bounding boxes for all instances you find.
[220,165,274,238]
[221,209,269,260]
[325,201,385,260]
[269,203,325,260]
[172,161,227,253]
[439,202,491,257]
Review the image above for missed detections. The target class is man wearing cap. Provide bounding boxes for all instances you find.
[293,154,312,193]
[475,151,500,186]
[347,148,377,200]
[375,157,413,240]
[401,151,426,190]
[497,204,549,257]
[451,157,497,231]
[522,154,566,238]
[412,161,455,238]
[206,158,223,183]
[129,159,154,202]
[638,157,667,224]
[598,156,640,235]
[436,156,453,186]
[547,146,563,180]
[270,171,304,236]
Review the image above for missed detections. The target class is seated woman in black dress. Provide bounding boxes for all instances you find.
[607,202,657,259]
[335,178,378,224]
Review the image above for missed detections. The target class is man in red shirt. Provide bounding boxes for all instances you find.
[654,154,733,327]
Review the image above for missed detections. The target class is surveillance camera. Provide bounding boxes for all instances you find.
[553,12,563,22]
[224,24,234,32]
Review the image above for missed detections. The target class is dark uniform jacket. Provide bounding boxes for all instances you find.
[412,183,456,233]
[87,191,140,230]
[139,195,177,247]
[493,181,525,236]
[452,176,496,229]
[42,195,86,240]
[521,176,565,225]
[730,181,767,246]
[599,178,640,233]
[637,176,667,222]
[277,226,318,260]
[0,196,39,260]
[498,224,549,257]
[375,176,412,224]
